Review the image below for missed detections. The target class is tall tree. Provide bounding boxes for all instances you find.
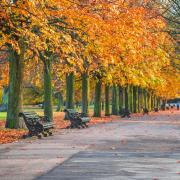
[112,85,118,115]
[66,73,74,109]
[82,73,89,116]
[118,86,124,114]
[105,85,110,116]
[94,80,102,117]
[6,46,25,128]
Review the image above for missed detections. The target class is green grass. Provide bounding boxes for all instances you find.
[0,105,100,121]
[0,106,55,121]
[0,112,7,121]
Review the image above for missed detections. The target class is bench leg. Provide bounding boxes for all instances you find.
[37,134,42,139]
[66,125,70,129]
[22,134,28,139]
[76,124,81,129]
[69,121,75,129]
[83,123,88,128]
[79,123,85,128]
[23,131,42,139]
[81,122,88,128]
[34,130,42,139]
[70,124,76,129]
[28,131,35,137]
[47,130,53,136]
[71,122,80,129]
[68,120,89,129]
[42,131,48,137]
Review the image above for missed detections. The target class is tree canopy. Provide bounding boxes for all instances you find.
[0,0,179,128]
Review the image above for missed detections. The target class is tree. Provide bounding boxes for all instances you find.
[82,72,89,116]
[1,0,179,128]
[0,0,60,128]
[112,85,118,115]
[105,85,110,116]
[66,73,74,109]
[94,80,102,117]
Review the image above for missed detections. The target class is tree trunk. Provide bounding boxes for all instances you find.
[44,58,53,122]
[112,85,118,115]
[0,86,8,112]
[93,81,101,117]
[82,73,89,116]
[118,86,124,114]
[129,85,133,112]
[125,86,129,110]
[151,94,154,110]
[66,73,74,109]
[144,89,147,109]
[154,95,157,109]
[149,92,152,111]
[6,49,24,129]
[56,92,63,112]
[139,88,144,110]
[161,99,166,110]
[18,90,27,129]
[133,86,137,113]
[105,85,110,116]
[140,88,144,109]
[147,92,151,111]
[2,87,8,105]
[102,100,104,111]
[157,98,160,109]
[137,87,141,112]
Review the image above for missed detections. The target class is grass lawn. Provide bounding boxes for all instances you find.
[0,112,7,121]
[0,105,98,121]
[0,106,57,121]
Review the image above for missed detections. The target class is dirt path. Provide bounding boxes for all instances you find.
[0,111,180,180]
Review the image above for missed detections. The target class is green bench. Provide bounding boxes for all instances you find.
[64,109,90,129]
[19,111,54,138]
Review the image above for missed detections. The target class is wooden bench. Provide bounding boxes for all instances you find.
[154,108,159,112]
[64,109,90,129]
[143,108,149,115]
[19,111,54,138]
[121,108,131,118]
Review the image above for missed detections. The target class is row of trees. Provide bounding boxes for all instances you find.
[0,0,179,129]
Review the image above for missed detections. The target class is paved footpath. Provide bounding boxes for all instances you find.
[0,111,180,180]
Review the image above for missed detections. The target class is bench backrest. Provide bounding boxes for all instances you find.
[64,109,77,120]
[19,111,40,127]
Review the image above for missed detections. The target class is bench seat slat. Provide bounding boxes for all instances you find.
[81,117,90,123]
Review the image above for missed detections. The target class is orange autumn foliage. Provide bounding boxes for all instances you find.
[0,0,179,100]
[0,128,27,144]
